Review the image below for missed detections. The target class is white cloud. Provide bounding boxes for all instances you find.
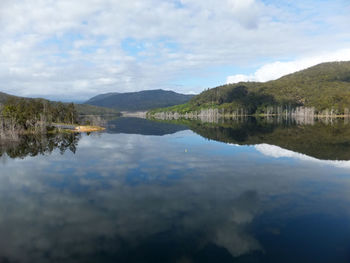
[227,48,350,84]
[227,0,261,28]
[0,0,349,100]
[226,74,252,83]
[255,143,350,169]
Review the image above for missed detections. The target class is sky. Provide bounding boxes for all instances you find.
[0,0,350,101]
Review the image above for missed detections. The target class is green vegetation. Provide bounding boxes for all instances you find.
[85,89,194,111]
[0,91,120,139]
[0,90,120,116]
[0,91,16,104]
[0,97,78,139]
[149,61,350,116]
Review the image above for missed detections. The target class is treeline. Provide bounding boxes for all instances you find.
[149,61,350,116]
[0,98,78,140]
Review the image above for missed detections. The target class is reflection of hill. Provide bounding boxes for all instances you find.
[0,133,80,159]
[107,117,188,136]
[166,118,350,161]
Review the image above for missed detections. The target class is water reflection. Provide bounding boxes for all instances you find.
[157,117,350,160]
[0,133,80,159]
[156,112,350,126]
[107,117,188,135]
[1,119,350,262]
[0,133,267,262]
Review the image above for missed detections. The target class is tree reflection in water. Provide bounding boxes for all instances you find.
[0,133,81,159]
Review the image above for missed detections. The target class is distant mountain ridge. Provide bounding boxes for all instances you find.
[87,92,119,103]
[0,91,17,103]
[0,91,118,116]
[84,89,195,111]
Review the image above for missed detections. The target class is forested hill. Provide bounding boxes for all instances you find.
[0,91,17,103]
[0,91,118,116]
[84,89,195,111]
[150,61,350,115]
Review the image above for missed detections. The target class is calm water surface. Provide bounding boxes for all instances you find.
[1,117,350,262]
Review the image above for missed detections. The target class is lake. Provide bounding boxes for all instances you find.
[1,117,350,262]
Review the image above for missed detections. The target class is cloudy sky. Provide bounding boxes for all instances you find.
[1,0,350,101]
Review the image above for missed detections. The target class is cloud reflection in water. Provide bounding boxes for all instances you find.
[1,131,350,262]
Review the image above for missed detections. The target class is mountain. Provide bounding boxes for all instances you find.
[73,104,119,115]
[149,61,350,115]
[0,90,119,116]
[85,89,195,112]
[86,92,119,103]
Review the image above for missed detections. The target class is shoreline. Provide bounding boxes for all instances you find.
[74,125,106,132]
[148,112,350,119]
[52,123,105,132]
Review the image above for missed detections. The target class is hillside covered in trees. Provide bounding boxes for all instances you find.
[85,89,194,111]
[149,61,350,116]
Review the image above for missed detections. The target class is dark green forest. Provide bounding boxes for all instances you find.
[149,61,350,116]
[0,90,119,116]
[0,98,78,139]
